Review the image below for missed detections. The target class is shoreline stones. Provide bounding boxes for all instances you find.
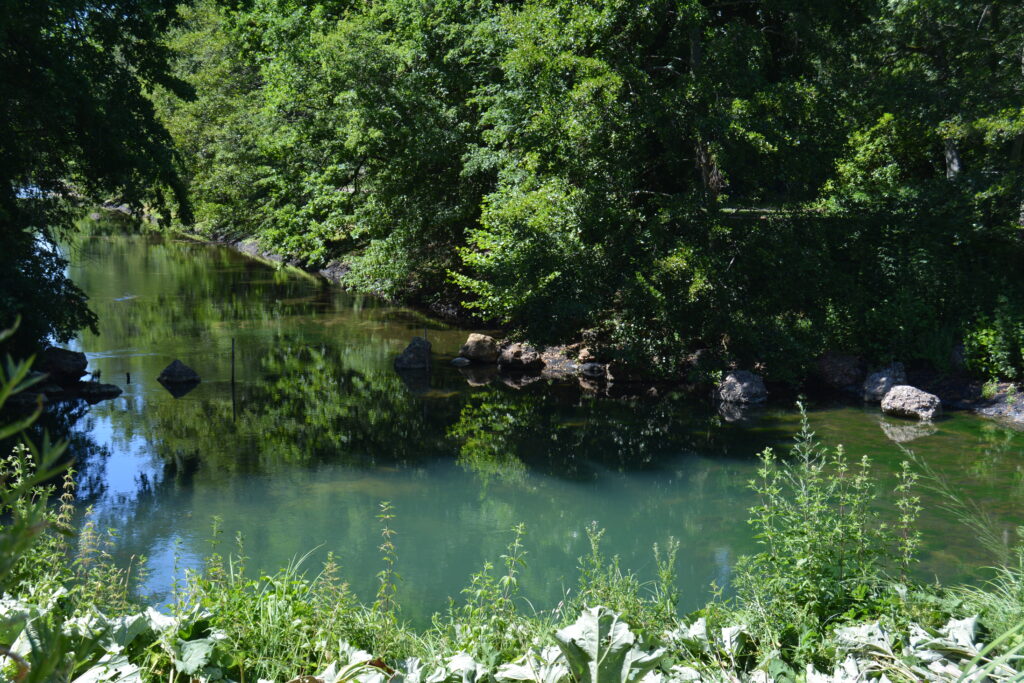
[459,334,499,363]
[498,343,543,371]
[394,337,431,370]
[863,362,906,402]
[716,370,767,404]
[881,385,941,421]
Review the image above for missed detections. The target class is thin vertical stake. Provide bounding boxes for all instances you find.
[231,337,236,422]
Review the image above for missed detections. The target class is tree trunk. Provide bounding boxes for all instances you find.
[944,139,962,180]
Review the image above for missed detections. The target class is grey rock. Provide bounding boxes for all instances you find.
[580,362,607,379]
[158,359,201,384]
[716,370,767,404]
[394,337,431,370]
[881,385,942,421]
[863,362,906,402]
[540,347,579,379]
[498,343,544,372]
[879,418,937,444]
[39,347,88,383]
[451,357,472,368]
[459,334,499,363]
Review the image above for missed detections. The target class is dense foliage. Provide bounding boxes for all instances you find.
[0,0,190,355]
[147,0,1024,379]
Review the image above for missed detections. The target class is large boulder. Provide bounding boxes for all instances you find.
[459,334,499,363]
[881,385,942,421]
[498,343,544,372]
[716,371,767,404]
[394,337,432,370]
[39,347,88,384]
[816,352,863,391]
[158,360,201,384]
[862,362,906,402]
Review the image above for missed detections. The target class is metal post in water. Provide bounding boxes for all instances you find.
[231,337,236,422]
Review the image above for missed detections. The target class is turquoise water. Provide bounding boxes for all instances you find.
[43,234,1024,625]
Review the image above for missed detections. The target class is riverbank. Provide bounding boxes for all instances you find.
[175,223,1023,430]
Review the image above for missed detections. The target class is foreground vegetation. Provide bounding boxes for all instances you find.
[3,335,1024,682]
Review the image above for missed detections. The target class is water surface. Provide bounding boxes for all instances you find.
[44,234,1024,625]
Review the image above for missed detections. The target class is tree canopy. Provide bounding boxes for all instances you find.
[6,0,1024,380]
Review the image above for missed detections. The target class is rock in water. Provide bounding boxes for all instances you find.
[881,385,941,421]
[716,371,767,404]
[75,382,123,404]
[863,362,906,402]
[158,359,201,383]
[498,343,544,371]
[459,334,499,363]
[394,337,431,370]
[39,347,88,383]
[579,362,606,379]
[450,357,471,367]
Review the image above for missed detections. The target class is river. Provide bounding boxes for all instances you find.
[43,232,1024,626]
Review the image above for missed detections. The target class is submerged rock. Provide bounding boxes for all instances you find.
[75,382,123,404]
[863,362,906,402]
[881,385,941,421]
[716,371,767,404]
[39,347,88,384]
[459,334,499,363]
[158,359,201,384]
[394,337,431,370]
[879,418,937,443]
[159,378,200,399]
[458,364,498,387]
[501,373,543,390]
[498,343,543,372]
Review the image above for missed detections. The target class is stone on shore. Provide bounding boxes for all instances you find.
[498,343,544,372]
[863,362,906,402]
[716,371,767,404]
[881,385,941,421]
[459,334,499,363]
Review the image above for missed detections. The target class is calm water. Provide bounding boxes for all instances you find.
[40,234,1024,625]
